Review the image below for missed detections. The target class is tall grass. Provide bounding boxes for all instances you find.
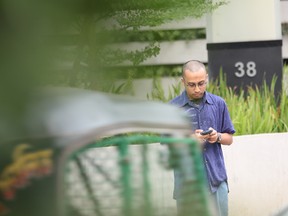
[146,76,182,103]
[116,66,288,136]
[207,74,288,135]
[146,72,288,135]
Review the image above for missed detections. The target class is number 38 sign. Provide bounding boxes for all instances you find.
[207,40,283,96]
[234,61,257,78]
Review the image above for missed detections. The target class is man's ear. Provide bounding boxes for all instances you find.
[181,77,185,86]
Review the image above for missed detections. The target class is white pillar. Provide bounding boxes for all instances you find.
[206,0,283,96]
[206,0,281,43]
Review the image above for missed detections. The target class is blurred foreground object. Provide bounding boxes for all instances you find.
[0,87,215,216]
[0,1,225,215]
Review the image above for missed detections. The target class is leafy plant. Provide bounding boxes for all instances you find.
[146,76,182,102]
[208,73,288,135]
[49,0,227,91]
[147,69,288,135]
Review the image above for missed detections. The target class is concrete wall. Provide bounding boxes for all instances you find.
[223,132,288,216]
[133,133,288,216]
[122,1,288,66]
[79,133,288,216]
[151,132,288,216]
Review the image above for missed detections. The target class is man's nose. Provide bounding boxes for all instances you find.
[194,84,200,91]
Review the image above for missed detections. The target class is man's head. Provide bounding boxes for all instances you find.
[181,60,208,100]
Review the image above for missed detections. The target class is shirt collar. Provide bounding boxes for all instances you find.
[205,92,214,105]
[178,91,214,107]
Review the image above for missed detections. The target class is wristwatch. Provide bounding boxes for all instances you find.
[216,133,222,143]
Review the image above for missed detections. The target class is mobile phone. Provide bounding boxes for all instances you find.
[200,129,213,135]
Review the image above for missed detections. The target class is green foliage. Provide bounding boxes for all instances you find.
[112,0,227,29]
[207,73,288,135]
[282,23,288,35]
[111,29,206,43]
[146,76,182,102]
[109,65,182,80]
[109,71,135,94]
[0,0,228,122]
[283,63,288,94]
[48,0,227,91]
[146,70,288,135]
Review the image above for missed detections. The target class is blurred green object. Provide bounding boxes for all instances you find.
[0,1,226,215]
[0,0,226,109]
[0,87,214,216]
[66,135,211,216]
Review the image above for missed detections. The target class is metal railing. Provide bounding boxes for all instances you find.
[65,134,214,216]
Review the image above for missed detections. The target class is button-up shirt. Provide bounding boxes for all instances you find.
[169,90,235,196]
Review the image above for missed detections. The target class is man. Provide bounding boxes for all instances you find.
[170,60,235,216]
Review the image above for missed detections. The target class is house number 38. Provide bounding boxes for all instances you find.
[234,61,257,77]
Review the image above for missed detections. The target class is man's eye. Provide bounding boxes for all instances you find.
[188,83,195,87]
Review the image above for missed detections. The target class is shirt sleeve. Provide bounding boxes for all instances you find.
[220,101,236,134]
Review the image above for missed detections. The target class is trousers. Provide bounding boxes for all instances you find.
[211,181,228,216]
[176,181,228,216]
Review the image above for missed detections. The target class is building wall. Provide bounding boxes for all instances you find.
[141,132,288,216]
[126,1,288,65]
[223,132,288,216]
[82,133,288,216]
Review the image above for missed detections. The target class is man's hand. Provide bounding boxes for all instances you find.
[195,127,218,143]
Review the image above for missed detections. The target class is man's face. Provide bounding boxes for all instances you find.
[182,69,208,100]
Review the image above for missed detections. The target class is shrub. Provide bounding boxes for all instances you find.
[146,70,288,135]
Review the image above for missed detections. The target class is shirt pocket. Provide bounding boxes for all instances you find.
[199,115,216,131]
